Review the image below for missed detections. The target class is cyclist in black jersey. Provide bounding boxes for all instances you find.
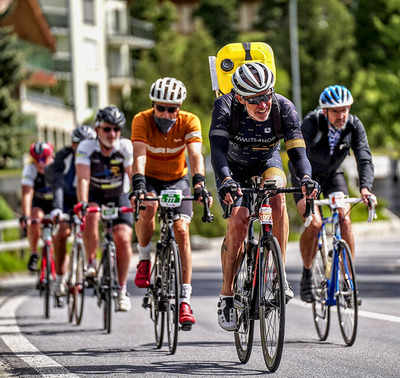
[209,62,318,331]
[47,125,97,306]
[75,106,134,312]
[20,142,55,272]
[289,85,377,303]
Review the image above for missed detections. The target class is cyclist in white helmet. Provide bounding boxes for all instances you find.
[289,85,377,303]
[209,62,319,331]
[130,77,213,330]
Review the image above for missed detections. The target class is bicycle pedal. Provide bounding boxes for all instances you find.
[180,323,192,331]
[142,296,151,309]
[357,298,363,306]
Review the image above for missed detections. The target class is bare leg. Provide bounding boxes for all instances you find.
[174,219,191,284]
[113,223,133,287]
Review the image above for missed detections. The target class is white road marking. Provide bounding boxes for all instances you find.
[291,298,400,323]
[0,295,79,378]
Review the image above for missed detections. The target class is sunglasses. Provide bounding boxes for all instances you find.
[99,126,121,133]
[35,157,47,163]
[243,91,274,105]
[154,104,180,113]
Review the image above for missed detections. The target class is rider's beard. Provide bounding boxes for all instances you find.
[98,135,116,149]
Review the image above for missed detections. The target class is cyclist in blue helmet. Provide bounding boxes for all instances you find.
[289,85,377,303]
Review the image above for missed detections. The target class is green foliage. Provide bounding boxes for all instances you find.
[0,251,27,274]
[193,0,240,48]
[0,195,14,220]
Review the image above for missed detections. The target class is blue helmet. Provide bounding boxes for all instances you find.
[319,85,353,108]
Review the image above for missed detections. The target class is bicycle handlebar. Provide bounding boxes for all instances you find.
[305,196,377,226]
[134,195,214,223]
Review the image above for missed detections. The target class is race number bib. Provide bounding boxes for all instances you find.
[160,190,183,208]
[328,191,346,209]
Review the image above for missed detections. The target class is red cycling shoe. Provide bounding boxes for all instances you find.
[134,259,151,288]
[179,303,195,331]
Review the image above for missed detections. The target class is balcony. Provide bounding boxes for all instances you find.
[107,17,154,49]
[109,58,144,87]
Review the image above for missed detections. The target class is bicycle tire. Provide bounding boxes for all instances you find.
[259,237,285,372]
[67,245,77,323]
[44,245,51,319]
[234,241,255,364]
[74,244,86,325]
[165,240,180,354]
[336,240,358,346]
[151,249,165,348]
[103,245,113,333]
[312,245,330,340]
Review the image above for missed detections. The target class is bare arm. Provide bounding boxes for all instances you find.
[76,164,91,203]
[132,141,147,176]
[187,142,205,178]
[21,185,34,216]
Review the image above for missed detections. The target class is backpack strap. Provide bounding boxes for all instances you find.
[271,93,283,139]
[311,109,323,147]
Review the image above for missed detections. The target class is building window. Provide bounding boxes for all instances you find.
[87,84,99,110]
[83,39,98,70]
[83,0,95,24]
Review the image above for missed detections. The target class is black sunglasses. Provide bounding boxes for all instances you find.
[154,104,180,113]
[243,91,274,105]
[99,126,121,133]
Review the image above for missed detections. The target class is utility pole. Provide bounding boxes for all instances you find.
[289,0,302,120]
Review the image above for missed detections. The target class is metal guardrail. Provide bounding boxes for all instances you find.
[0,219,29,253]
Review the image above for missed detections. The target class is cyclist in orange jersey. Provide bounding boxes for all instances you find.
[130,77,213,329]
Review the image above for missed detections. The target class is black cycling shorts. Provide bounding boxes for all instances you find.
[32,199,53,215]
[215,149,285,211]
[89,193,133,227]
[290,165,349,204]
[146,175,193,222]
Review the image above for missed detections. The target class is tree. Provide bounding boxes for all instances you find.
[255,0,358,114]
[193,0,239,48]
[0,27,33,167]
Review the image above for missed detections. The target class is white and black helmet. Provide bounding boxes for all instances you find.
[149,77,187,104]
[95,105,126,128]
[231,62,275,97]
[71,125,97,143]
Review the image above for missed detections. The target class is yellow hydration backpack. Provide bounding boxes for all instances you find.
[209,42,277,97]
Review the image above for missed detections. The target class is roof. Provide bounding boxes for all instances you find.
[0,0,56,52]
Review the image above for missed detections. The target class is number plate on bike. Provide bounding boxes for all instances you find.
[259,204,273,224]
[101,205,118,220]
[160,190,182,208]
[329,191,346,209]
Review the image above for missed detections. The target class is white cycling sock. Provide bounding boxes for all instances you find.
[55,274,63,283]
[180,283,192,305]
[137,242,151,261]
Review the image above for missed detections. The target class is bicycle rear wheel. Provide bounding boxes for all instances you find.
[234,241,255,364]
[259,237,285,372]
[165,240,180,354]
[151,249,165,348]
[336,240,358,346]
[312,245,330,340]
[67,245,77,323]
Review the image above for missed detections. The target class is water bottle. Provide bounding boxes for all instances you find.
[325,249,333,279]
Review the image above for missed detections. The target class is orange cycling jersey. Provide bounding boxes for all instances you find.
[131,108,202,182]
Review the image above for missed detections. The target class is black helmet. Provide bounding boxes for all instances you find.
[71,125,97,143]
[95,106,126,128]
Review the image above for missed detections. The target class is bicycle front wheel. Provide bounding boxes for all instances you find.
[74,244,86,325]
[44,245,52,319]
[165,240,180,355]
[67,245,77,323]
[103,245,113,333]
[312,245,330,340]
[336,240,358,346]
[234,241,255,364]
[259,237,285,372]
[151,249,165,348]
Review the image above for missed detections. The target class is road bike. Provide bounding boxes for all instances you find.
[310,191,376,346]
[74,203,133,334]
[65,210,87,325]
[225,177,311,372]
[28,215,57,319]
[139,189,213,354]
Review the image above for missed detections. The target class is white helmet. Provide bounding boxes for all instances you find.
[231,62,275,97]
[149,77,187,104]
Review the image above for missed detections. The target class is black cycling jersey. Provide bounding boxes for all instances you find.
[47,146,77,212]
[209,92,311,184]
[301,111,374,191]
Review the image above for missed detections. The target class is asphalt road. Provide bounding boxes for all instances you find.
[0,232,399,377]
